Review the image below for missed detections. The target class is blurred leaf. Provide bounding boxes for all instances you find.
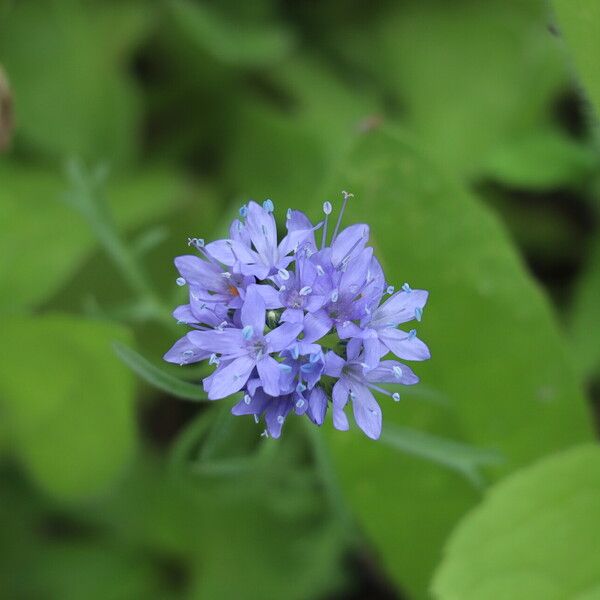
[553,0,600,118]
[25,542,168,600]
[0,314,136,500]
[0,163,188,313]
[482,128,598,190]
[333,0,567,176]
[432,444,600,599]
[483,189,585,267]
[570,235,600,378]
[0,0,152,164]
[166,0,293,67]
[89,446,345,600]
[225,56,376,205]
[381,425,504,488]
[303,128,593,598]
[226,102,328,206]
[114,342,208,402]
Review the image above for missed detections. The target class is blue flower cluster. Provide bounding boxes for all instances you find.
[164,195,430,439]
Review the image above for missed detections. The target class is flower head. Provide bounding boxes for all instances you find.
[165,194,430,439]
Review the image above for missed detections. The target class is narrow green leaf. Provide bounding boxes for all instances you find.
[113,341,208,402]
[381,425,504,488]
[0,163,187,313]
[482,128,598,190]
[166,0,293,67]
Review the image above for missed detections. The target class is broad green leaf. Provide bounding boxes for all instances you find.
[114,342,208,402]
[482,129,598,190]
[332,0,567,176]
[0,314,136,500]
[553,0,600,118]
[570,235,600,378]
[0,0,151,164]
[166,0,293,67]
[0,163,188,313]
[432,444,600,600]
[304,128,593,598]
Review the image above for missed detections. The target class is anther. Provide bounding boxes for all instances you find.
[239,205,248,218]
[276,415,284,424]
[331,289,339,303]
[244,394,252,405]
[221,271,232,279]
[415,307,423,322]
[296,399,305,408]
[402,283,412,293]
[286,208,292,220]
[316,265,325,276]
[209,353,220,366]
[408,329,417,340]
[392,392,401,402]
[323,201,332,215]
[278,268,290,280]
[242,325,254,340]
[176,277,186,286]
[296,382,307,393]
[278,363,292,372]
[387,285,395,295]
[299,286,312,296]
[393,366,403,379]
[263,199,274,213]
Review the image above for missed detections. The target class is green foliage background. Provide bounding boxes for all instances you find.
[0,1,599,599]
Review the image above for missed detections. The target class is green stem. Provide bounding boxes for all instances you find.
[303,420,361,549]
[64,160,171,327]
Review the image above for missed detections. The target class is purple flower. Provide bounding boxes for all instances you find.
[323,344,418,440]
[164,193,430,439]
[187,285,301,399]
[337,285,430,369]
[204,201,318,280]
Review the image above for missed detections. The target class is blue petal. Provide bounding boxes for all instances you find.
[205,355,255,399]
[351,384,382,440]
[257,355,282,397]
[378,328,431,361]
[241,285,266,334]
